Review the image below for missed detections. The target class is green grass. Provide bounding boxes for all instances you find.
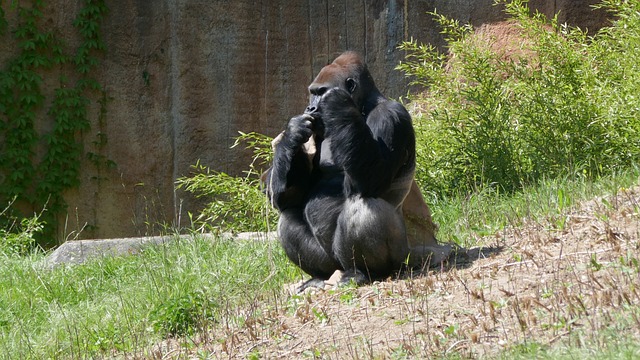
[1,167,638,359]
[0,235,299,359]
[432,165,640,248]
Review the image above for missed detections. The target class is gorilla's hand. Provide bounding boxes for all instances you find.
[319,88,353,110]
[317,88,361,133]
[285,114,315,147]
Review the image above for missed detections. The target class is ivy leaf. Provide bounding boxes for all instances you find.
[21,41,36,51]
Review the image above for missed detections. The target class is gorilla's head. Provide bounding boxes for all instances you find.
[306,52,380,116]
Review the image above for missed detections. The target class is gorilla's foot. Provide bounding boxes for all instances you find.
[409,243,456,269]
[295,278,326,293]
[422,243,473,269]
[338,269,370,287]
[427,243,454,267]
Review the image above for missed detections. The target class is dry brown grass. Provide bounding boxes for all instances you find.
[148,185,640,359]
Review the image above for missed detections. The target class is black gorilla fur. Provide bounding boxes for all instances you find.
[266,52,432,290]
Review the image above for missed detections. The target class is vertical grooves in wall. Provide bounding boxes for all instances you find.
[168,0,180,221]
[344,0,349,49]
[224,32,231,173]
[363,0,367,61]
[307,0,313,79]
[403,0,408,42]
[262,1,269,128]
[325,0,330,60]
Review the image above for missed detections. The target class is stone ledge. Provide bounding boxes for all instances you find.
[45,232,278,268]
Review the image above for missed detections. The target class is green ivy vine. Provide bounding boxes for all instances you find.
[0,0,111,247]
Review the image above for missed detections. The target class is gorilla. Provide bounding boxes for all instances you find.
[265,51,451,290]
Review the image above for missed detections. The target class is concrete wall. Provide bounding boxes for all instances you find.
[0,0,609,239]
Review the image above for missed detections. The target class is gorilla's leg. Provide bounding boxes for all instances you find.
[304,193,344,258]
[278,209,341,282]
[333,196,410,284]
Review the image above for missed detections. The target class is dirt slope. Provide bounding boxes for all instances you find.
[152,185,640,359]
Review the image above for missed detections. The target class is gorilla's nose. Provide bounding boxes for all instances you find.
[305,106,317,114]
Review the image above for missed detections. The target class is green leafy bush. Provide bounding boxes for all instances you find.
[148,289,215,337]
[176,132,278,233]
[398,0,640,199]
[0,200,43,256]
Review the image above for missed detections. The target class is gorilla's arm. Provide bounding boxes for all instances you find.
[320,89,415,198]
[267,114,316,210]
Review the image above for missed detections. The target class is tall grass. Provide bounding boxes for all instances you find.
[0,235,298,358]
[0,201,42,256]
[433,165,640,247]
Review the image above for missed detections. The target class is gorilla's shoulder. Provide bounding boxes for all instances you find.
[373,99,412,123]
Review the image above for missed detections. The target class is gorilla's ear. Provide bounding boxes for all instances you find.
[346,78,357,93]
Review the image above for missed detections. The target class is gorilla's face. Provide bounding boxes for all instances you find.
[305,52,368,116]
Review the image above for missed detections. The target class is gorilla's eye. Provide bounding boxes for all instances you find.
[310,86,328,96]
[346,78,357,93]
